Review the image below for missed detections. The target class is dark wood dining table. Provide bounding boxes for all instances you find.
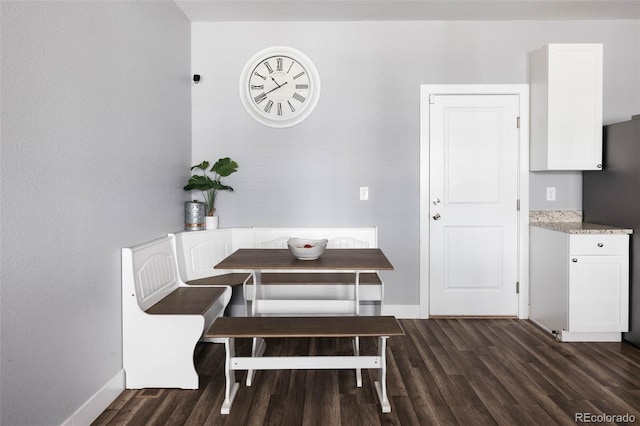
[215,248,394,316]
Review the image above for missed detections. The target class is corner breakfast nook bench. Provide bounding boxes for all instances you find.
[206,315,405,414]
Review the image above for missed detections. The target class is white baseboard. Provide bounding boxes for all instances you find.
[228,303,421,318]
[61,369,125,426]
[381,304,421,319]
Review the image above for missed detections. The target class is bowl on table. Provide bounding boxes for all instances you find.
[287,238,328,260]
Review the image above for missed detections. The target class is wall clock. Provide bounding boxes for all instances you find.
[239,46,320,128]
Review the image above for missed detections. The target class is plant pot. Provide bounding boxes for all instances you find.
[205,216,219,230]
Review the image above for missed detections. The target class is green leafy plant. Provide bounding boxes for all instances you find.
[184,157,238,216]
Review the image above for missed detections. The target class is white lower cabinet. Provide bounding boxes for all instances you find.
[530,227,629,342]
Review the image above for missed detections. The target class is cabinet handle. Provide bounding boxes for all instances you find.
[597,164,603,169]
[572,258,578,263]
[598,243,604,247]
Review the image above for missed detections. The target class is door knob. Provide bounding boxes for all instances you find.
[433,213,441,220]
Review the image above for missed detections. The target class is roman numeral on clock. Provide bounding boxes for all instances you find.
[264,61,273,74]
[293,71,305,80]
[251,85,264,90]
[254,93,267,104]
[287,100,296,112]
[276,58,283,72]
[264,100,273,113]
[253,71,266,80]
[292,93,306,103]
[295,84,309,90]
[277,102,283,116]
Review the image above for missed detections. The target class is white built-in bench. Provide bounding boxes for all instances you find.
[206,315,405,414]
[175,227,384,316]
[122,234,232,389]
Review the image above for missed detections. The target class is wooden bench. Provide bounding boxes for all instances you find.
[122,234,232,389]
[206,315,405,414]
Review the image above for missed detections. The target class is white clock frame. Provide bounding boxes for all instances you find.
[239,46,321,128]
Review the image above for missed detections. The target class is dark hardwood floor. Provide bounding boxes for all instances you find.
[93,319,640,425]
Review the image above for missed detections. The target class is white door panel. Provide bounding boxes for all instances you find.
[429,94,519,316]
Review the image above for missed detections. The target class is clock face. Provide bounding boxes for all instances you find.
[240,47,320,128]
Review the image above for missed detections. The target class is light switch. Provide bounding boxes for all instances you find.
[360,187,369,201]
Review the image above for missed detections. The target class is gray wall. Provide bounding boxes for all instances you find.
[0,2,190,425]
[192,20,640,306]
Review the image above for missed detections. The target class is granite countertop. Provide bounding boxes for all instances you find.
[531,221,633,234]
[529,210,633,235]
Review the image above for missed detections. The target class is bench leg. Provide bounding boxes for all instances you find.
[221,338,239,415]
[373,336,391,413]
[246,337,266,386]
[352,336,362,387]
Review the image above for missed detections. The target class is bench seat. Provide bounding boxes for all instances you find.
[186,272,251,287]
[146,287,227,315]
[207,315,402,338]
[260,272,382,285]
[206,315,404,415]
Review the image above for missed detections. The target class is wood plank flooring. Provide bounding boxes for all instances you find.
[93,319,640,425]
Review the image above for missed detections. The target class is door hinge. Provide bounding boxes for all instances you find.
[517,116,520,128]
[516,199,520,211]
[516,282,520,294]
[429,94,435,104]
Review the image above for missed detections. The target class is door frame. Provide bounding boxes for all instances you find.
[419,85,529,319]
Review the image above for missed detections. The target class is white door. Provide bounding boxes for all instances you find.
[429,94,519,316]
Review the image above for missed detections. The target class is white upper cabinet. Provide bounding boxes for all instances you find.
[529,43,603,171]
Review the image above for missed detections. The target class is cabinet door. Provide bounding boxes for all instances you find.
[530,43,603,170]
[568,255,629,332]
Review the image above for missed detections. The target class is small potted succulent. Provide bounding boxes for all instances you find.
[184,157,238,229]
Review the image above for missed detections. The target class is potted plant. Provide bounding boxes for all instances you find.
[184,157,238,229]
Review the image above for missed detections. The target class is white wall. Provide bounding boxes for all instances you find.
[0,2,190,425]
[192,20,640,308]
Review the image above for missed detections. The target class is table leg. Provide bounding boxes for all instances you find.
[373,336,391,413]
[221,338,239,414]
[250,270,262,317]
[353,271,362,386]
[353,336,362,387]
[246,337,266,386]
[246,270,266,386]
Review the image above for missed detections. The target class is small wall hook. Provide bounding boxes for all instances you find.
[193,74,201,84]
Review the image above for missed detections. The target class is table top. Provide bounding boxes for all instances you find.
[214,248,394,271]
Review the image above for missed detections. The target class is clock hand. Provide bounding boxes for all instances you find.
[264,81,288,95]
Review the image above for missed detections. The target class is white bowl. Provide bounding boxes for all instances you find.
[287,238,328,260]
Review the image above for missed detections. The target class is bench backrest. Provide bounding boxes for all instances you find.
[175,229,234,282]
[123,234,182,311]
[254,227,378,249]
